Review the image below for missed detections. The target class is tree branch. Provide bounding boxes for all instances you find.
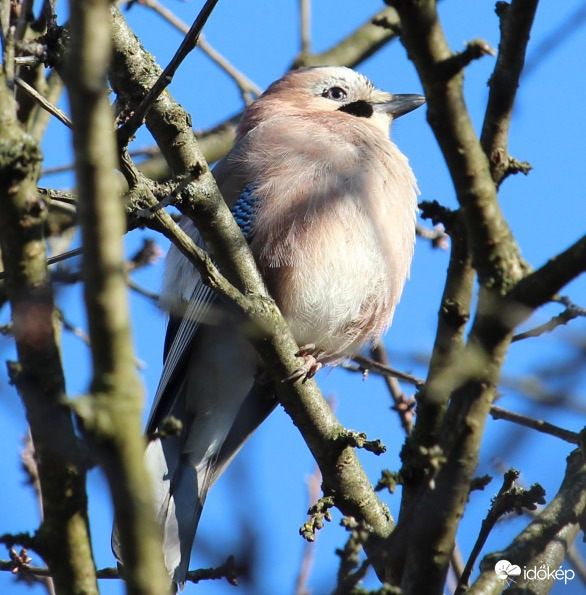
[0,28,97,595]
[14,74,72,129]
[406,210,473,456]
[469,448,586,594]
[63,0,169,591]
[117,0,220,146]
[293,6,401,68]
[132,0,261,102]
[384,2,544,591]
[391,0,527,291]
[480,0,539,185]
[456,468,546,593]
[490,405,580,444]
[508,234,586,311]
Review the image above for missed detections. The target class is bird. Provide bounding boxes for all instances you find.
[112,66,424,587]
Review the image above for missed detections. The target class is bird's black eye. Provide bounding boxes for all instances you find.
[323,86,347,101]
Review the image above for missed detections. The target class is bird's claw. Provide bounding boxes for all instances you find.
[286,344,324,383]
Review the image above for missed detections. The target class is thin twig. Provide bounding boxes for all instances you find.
[333,518,373,594]
[293,6,401,68]
[299,0,311,56]
[524,2,586,77]
[480,0,539,185]
[20,437,55,595]
[117,0,221,145]
[337,430,386,455]
[14,56,40,65]
[38,187,78,205]
[0,248,82,281]
[198,36,260,103]
[41,163,75,177]
[489,405,580,444]
[14,76,72,128]
[469,451,585,594]
[351,354,425,387]
[47,247,83,266]
[512,296,586,342]
[295,465,321,594]
[127,279,159,302]
[450,541,465,584]
[0,560,243,584]
[370,343,415,434]
[135,0,261,103]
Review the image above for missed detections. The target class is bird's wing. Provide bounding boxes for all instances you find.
[146,147,253,434]
[119,149,277,586]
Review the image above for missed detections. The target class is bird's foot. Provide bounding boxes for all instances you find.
[286,344,324,383]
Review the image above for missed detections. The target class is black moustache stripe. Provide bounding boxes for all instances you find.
[338,100,374,118]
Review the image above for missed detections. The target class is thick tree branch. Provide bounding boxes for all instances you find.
[391,0,527,291]
[64,0,169,592]
[0,35,97,595]
[508,234,586,311]
[384,2,544,592]
[405,210,473,464]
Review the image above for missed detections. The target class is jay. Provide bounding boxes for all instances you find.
[113,66,424,586]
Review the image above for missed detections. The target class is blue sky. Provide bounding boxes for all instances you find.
[1,1,585,593]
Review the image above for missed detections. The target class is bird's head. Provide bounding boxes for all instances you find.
[239,66,425,137]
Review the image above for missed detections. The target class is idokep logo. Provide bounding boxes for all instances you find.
[494,559,575,586]
[494,560,521,583]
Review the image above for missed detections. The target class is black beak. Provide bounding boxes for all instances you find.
[375,94,426,119]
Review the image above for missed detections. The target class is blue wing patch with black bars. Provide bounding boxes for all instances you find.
[230,184,258,241]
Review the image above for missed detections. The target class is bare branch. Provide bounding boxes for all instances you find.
[134,0,261,102]
[117,0,220,146]
[382,2,542,589]
[469,449,586,594]
[370,343,415,434]
[512,296,586,342]
[0,557,245,585]
[299,0,311,56]
[509,234,586,311]
[405,210,473,461]
[392,0,527,291]
[0,20,97,592]
[64,0,169,589]
[14,75,72,128]
[489,405,580,445]
[295,466,321,593]
[351,353,424,387]
[481,0,539,186]
[456,469,546,593]
[294,6,401,68]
